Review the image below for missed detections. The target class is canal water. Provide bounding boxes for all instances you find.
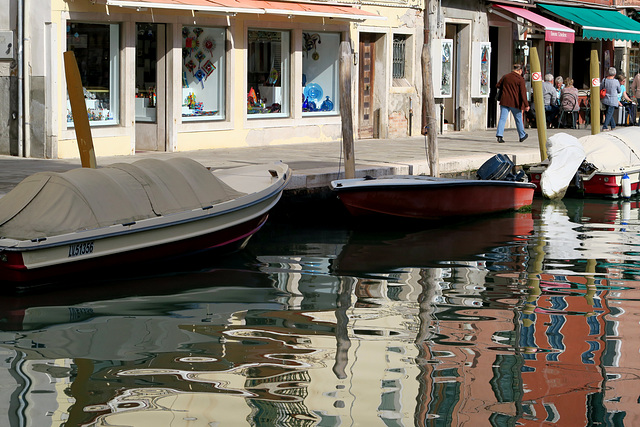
[0,197,639,426]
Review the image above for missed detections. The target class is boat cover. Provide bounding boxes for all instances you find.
[0,158,246,240]
[580,127,640,173]
[541,133,585,199]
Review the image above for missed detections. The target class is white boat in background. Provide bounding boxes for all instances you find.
[0,158,290,285]
[529,128,640,198]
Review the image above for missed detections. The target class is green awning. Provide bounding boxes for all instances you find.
[538,4,640,42]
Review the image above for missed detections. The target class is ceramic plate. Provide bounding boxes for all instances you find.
[304,83,323,103]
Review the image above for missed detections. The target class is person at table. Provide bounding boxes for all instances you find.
[617,74,637,126]
[630,69,640,106]
[543,74,559,128]
[560,77,580,128]
[555,76,564,104]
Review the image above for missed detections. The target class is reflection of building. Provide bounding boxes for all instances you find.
[0,222,534,426]
[519,274,609,425]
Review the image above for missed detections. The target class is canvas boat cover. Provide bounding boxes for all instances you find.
[541,133,585,200]
[0,158,246,240]
[580,127,640,173]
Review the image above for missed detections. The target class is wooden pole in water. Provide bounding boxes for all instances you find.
[590,49,601,135]
[64,51,97,169]
[339,41,356,179]
[421,10,439,177]
[529,47,547,161]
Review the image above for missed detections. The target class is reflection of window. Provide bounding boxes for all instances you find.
[247,29,290,118]
[182,26,226,121]
[302,32,339,116]
[66,22,119,126]
[392,34,407,79]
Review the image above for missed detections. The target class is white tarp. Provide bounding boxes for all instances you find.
[540,133,585,200]
[0,158,245,240]
[580,127,640,173]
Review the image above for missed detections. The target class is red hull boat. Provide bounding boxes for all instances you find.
[330,176,536,220]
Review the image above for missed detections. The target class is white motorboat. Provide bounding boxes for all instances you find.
[0,157,289,285]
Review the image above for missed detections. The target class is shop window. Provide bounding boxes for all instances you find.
[247,29,290,118]
[392,34,407,79]
[66,22,119,126]
[302,32,340,115]
[182,26,226,121]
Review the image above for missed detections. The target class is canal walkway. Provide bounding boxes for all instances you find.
[0,127,593,197]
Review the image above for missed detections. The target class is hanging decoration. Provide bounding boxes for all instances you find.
[268,67,279,85]
[193,27,204,39]
[204,37,215,56]
[303,33,321,60]
[185,37,199,58]
[182,27,190,39]
[203,60,216,79]
[195,50,206,68]
[194,68,206,88]
[185,59,196,75]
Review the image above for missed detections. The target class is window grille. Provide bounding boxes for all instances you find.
[392,35,406,79]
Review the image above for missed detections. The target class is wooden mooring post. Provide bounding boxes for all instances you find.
[339,41,356,179]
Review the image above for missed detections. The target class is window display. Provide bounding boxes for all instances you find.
[471,42,491,97]
[247,29,290,117]
[432,39,453,98]
[66,22,119,126]
[182,26,226,121]
[302,32,339,115]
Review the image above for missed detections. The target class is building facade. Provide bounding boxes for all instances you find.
[0,0,429,159]
[3,0,640,159]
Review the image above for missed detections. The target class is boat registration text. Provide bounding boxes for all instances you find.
[68,241,95,258]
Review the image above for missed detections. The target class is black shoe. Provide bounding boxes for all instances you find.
[497,136,505,143]
[519,133,529,142]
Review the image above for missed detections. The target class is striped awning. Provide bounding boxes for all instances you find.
[103,0,385,21]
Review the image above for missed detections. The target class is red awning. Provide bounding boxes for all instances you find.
[104,0,385,21]
[491,4,575,43]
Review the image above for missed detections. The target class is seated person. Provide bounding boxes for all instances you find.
[617,74,637,125]
[543,74,559,127]
[559,78,580,128]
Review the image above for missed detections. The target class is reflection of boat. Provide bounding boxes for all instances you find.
[0,261,278,331]
[0,159,290,285]
[330,176,535,220]
[332,213,533,274]
[529,128,640,198]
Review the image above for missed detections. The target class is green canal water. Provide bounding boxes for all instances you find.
[0,197,639,426]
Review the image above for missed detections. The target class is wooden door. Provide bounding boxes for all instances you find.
[358,34,375,139]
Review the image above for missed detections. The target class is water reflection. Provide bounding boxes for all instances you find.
[0,199,638,425]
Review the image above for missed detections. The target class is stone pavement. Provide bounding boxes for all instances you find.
[0,127,593,196]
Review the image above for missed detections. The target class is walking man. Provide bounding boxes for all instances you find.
[496,64,529,143]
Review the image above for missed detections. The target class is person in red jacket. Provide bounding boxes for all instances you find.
[495,64,530,143]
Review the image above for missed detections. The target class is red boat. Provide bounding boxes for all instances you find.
[330,175,536,220]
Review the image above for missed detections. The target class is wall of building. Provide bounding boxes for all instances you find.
[37,0,426,159]
[0,1,17,156]
[434,0,489,132]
